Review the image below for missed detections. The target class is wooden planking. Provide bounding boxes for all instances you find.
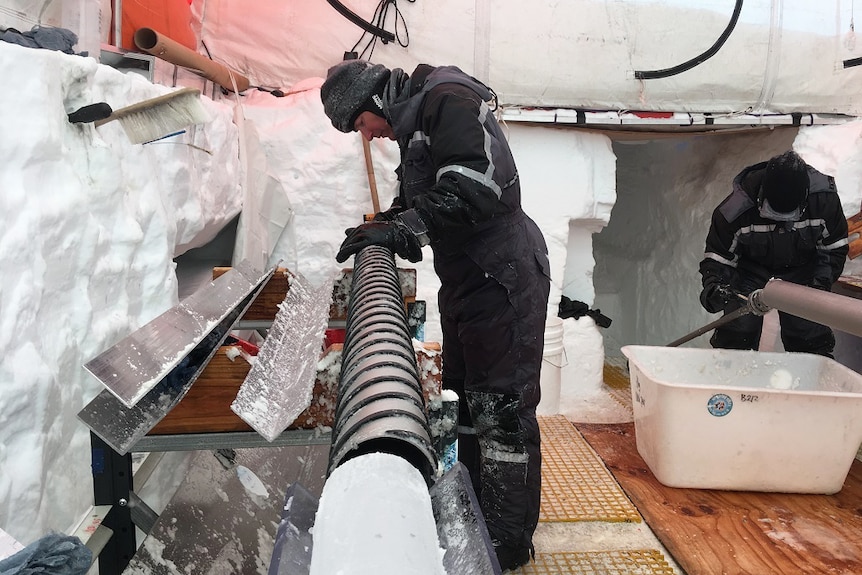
[576,422,862,575]
[213,266,418,321]
[149,343,443,436]
[148,344,339,434]
[213,266,292,320]
[836,275,862,297]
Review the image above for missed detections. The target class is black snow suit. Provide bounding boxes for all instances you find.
[383,64,551,554]
[699,161,849,355]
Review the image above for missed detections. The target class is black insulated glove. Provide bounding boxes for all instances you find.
[700,281,734,313]
[372,198,405,222]
[371,210,399,222]
[336,220,423,263]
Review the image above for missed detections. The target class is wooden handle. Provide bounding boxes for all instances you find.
[361,137,380,213]
[93,88,201,127]
[849,236,862,260]
[848,211,862,235]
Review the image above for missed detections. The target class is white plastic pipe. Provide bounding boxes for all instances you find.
[757,279,862,337]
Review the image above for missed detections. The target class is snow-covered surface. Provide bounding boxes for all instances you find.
[2,6,862,564]
[230,271,334,440]
[0,41,240,542]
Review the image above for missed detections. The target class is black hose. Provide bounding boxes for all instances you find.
[666,305,751,348]
[634,0,743,80]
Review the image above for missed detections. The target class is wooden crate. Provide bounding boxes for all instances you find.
[213,266,417,322]
[149,342,442,435]
[148,265,432,436]
[213,266,292,321]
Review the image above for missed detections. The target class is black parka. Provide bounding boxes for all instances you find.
[699,160,849,355]
[700,161,849,291]
[383,64,551,553]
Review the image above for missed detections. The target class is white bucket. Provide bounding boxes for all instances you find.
[537,317,565,415]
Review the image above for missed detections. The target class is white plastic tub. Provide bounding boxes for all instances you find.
[621,345,862,494]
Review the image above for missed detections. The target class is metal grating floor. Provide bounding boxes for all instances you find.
[518,549,677,575]
[603,359,634,414]
[538,415,640,523]
[602,359,630,390]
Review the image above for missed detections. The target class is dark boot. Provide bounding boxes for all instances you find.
[495,543,533,572]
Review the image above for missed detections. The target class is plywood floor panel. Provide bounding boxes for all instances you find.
[577,422,862,575]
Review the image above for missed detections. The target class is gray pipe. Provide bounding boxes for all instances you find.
[753,278,862,338]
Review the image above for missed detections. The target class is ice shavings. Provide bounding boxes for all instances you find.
[236,465,269,498]
[769,368,799,390]
[231,271,335,441]
[225,345,255,365]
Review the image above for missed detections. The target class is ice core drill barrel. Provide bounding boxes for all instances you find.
[327,246,437,481]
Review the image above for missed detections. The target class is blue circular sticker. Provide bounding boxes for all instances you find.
[707,393,733,417]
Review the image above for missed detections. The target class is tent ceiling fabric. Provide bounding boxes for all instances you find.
[186,0,862,115]
[2,0,858,115]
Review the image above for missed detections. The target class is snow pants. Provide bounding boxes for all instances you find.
[434,214,551,552]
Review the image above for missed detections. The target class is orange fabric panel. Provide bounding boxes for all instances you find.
[120,0,196,51]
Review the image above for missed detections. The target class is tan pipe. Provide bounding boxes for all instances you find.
[134,27,250,93]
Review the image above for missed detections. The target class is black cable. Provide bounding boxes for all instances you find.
[351,0,414,61]
[327,0,395,43]
[634,0,743,80]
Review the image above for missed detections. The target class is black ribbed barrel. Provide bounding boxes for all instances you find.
[328,246,437,482]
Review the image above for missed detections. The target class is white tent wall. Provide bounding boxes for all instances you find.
[0,0,106,57]
[191,0,862,114]
[5,1,861,114]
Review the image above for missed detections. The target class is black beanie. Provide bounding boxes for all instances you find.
[320,60,390,133]
[761,151,810,213]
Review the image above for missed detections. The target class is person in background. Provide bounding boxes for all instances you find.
[320,59,551,571]
[699,150,849,356]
